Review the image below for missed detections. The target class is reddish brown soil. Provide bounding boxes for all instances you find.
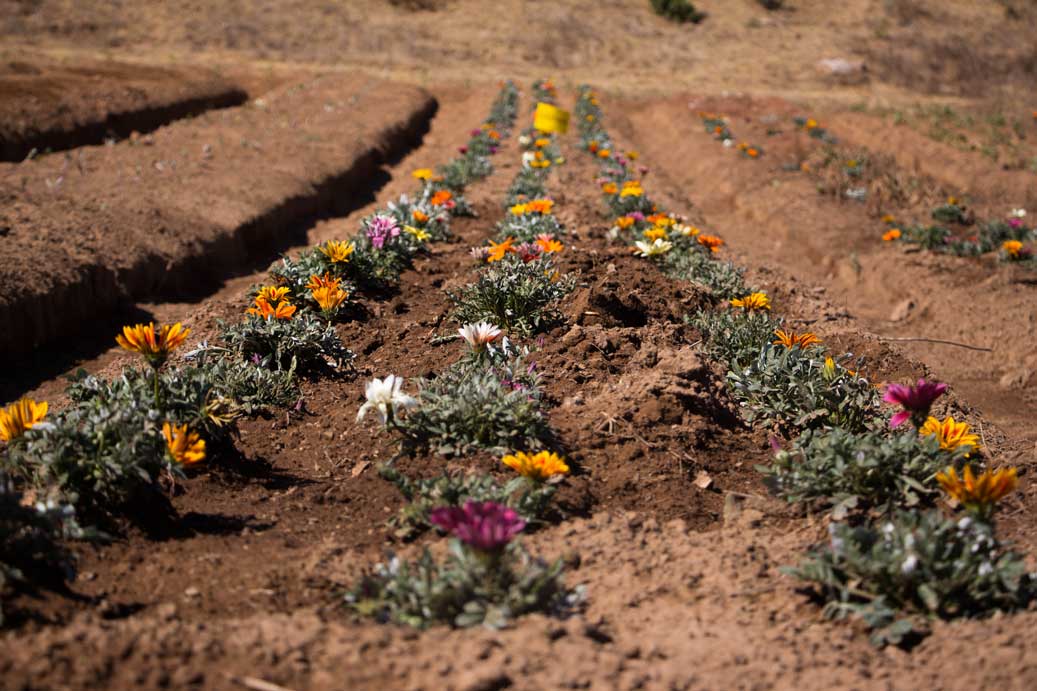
[0,54,248,161]
[4,1,1037,688]
[0,74,435,359]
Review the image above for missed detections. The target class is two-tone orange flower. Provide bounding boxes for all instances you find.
[247,297,296,320]
[615,216,635,229]
[526,199,554,214]
[412,209,429,224]
[601,182,618,195]
[502,450,569,482]
[311,284,349,315]
[773,329,821,349]
[0,398,48,442]
[306,273,340,291]
[643,226,668,241]
[1003,240,1023,258]
[730,292,771,312]
[163,421,206,467]
[116,322,190,367]
[257,286,291,304]
[936,465,1017,519]
[920,416,980,454]
[883,229,902,242]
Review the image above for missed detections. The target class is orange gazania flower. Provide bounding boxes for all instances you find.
[0,398,48,442]
[526,199,554,214]
[534,235,563,254]
[486,237,515,262]
[920,416,980,454]
[616,216,635,229]
[730,292,771,312]
[697,234,724,253]
[773,329,821,349]
[602,182,618,195]
[257,286,291,304]
[412,209,429,224]
[883,229,902,242]
[116,322,190,366]
[247,297,296,320]
[588,141,599,153]
[534,138,550,148]
[430,190,453,206]
[747,148,759,158]
[598,149,611,159]
[311,284,350,314]
[163,421,206,467]
[936,465,1017,519]
[1003,240,1023,257]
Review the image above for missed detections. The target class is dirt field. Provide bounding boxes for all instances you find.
[2,1,1037,689]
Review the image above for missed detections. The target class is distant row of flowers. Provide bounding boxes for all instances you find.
[576,86,1032,647]
[881,202,1035,265]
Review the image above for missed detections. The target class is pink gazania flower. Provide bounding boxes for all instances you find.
[883,379,948,429]
[469,246,490,260]
[629,211,645,222]
[365,214,401,249]
[428,501,526,552]
[513,242,543,263]
[458,145,468,154]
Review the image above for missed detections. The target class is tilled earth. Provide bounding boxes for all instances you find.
[3,1,1037,689]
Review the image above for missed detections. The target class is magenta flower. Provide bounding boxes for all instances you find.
[458,145,468,154]
[365,214,400,249]
[429,501,526,552]
[883,378,947,428]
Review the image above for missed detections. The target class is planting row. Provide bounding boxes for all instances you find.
[347,78,584,628]
[575,86,1032,646]
[0,82,522,624]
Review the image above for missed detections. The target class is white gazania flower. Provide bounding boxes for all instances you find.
[521,151,536,167]
[722,138,734,148]
[518,134,532,146]
[356,375,418,425]
[673,223,698,237]
[634,239,673,257]
[1009,208,1027,219]
[458,321,502,349]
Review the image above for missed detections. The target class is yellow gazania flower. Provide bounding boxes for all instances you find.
[247,297,296,320]
[602,182,618,195]
[730,292,771,312]
[535,236,563,254]
[530,159,551,169]
[936,465,1017,517]
[697,234,724,253]
[883,229,902,242]
[920,416,981,454]
[116,322,190,366]
[0,398,48,442]
[626,151,639,161]
[822,356,838,380]
[585,114,596,122]
[1003,240,1023,257]
[773,329,822,349]
[487,237,515,262]
[947,196,959,206]
[411,168,433,181]
[510,203,529,215]
[412,209,429,224]
[163,421,206,467]
[306,273,341,291]
[404,225,431,241]
[805,118,818,130]
[643,226,668,241]
[620,184,643,198]
[502,450,570,482]
[311,284,350,313]
[319,240,355,263]
[257,286,291,304]
[881,214,896,224]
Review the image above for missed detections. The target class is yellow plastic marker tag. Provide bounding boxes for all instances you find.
[533,102,570,134]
